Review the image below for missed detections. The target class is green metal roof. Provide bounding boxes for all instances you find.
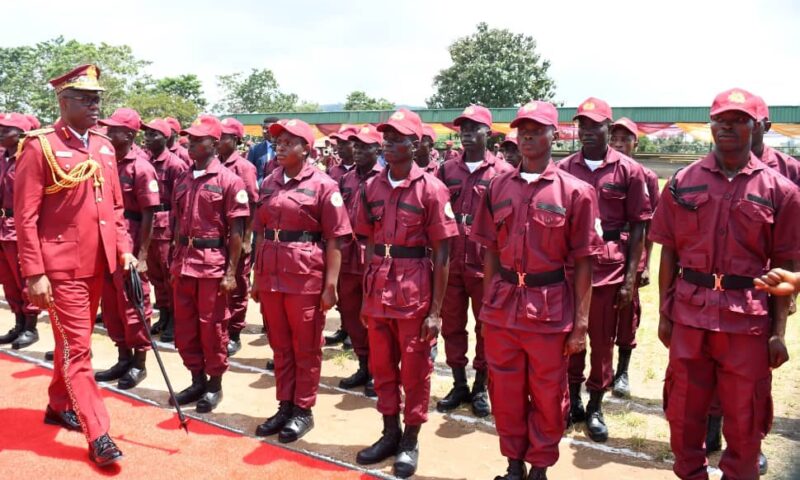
[226,106,800,124]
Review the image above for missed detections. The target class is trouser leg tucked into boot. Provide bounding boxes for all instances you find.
[95,347,133,382]
[585,390,608,442]
[436,367,470,412]
[117,349,147,390]
[356,414,402,465]
[612,347,632,398]
[11,314,39,349]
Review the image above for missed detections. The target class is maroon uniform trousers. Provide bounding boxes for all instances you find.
[567,284,618,391]
[102,269,152,350]
[337,272,367,357]
[146,240,172,309]
[173,277,229,376]
[0,241,39,315]
[227,251,251,335]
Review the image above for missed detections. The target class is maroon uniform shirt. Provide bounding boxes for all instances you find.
[0,148,19,242]
[149,149,188,241]
[253,163,352,294]
[649,152,800,335]
[169,142,192,167]
[471,162,602,333]
[558,148,652,286]
[327,162,355,183]
[339,163,383,275]
[355,164,458,319]
[117,148,161,252]
[221,151,258,204]
[170,158,250,278]
[759,145,800,188]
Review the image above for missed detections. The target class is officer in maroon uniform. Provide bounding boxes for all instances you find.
[472,101,603,480]
[142,119,188,342]
[94,108,160,389]
[0,113,41,349]
[170,115,249,413]
[414,124,440,175]
[500,129,521,168]
[354,109,457,478]
[251,119,351,443]
[436,105,513,418]
[16,64,135,466]
[558,97,652,442]
[335,124,384,396]
[218,118,258,356]
[326,124,359,183]
[165,117,192,166]
[608,117,660,399]
[651,88,800,480]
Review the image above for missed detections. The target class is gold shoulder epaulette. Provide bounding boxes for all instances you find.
[89,129,110,140]
[24,127,55,137]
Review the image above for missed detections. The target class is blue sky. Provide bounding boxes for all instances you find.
[7,0,800,108]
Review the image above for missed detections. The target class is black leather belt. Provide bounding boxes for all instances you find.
[0,207,13,218]
[178,236,223,248]
[681,268,755,291]
[354,233,368,241]
[124,210,143,221]
[263,228,322,243]
[603,229,622,241]
[454,213,473,225]
[152,203,171,212]
[499,267,565,287]
[374,244,427,259]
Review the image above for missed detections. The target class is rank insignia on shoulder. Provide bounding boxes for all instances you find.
[99,145,113,155]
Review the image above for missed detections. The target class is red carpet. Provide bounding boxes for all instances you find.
[0,353,371,479]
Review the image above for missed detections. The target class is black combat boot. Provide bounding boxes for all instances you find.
[196,375,223,413]
[705,415,722,454]
[255,401,294,436]
[159,310,174,343]
[11,314,39,349]
[95,347,133,382]
[612,347,632,398]
[527,466,548,480]
[340,355,370,389]
[494,458,527,480]
[393,424,420,478]
[171,372,207,406]
[471,369,491,417]
[0,313,24,344]
[117,350,147,390]
[278,405,314,443]
[436,367,470,412]
[150,308,167,334]
[324,328,347,346]
[227,330,242,356]
[356,414,402,465]
[567,383,586,427]
[585,390,608,442]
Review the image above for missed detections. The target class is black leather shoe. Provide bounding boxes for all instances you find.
[278,406,314,443]
[265,359,275,371]
[0,313,23,344]
[342,336,353,350]
[356,414,402,465]
[117,367,147,390]
[393,425,420,478]
[364,377,377,398]
[567,383,586,427]
[171,374,207,406]
[585,390,608,442]
[44,405,81,431]
[527,466,548,480]
[226,339,241,357]
[705,415,722,454]
[196,390,223,413]
[324,328,347,346]
[11,329,39,349]
[89,434,123,467]
[436,384,471,412]
[759,450,768,476]
[471,390,491,417]
[494,459,527,480]
[255,401,294,436]
[340,367,369,389]
[45,351,55,361]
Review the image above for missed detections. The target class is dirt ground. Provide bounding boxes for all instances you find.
[1,228,798,478]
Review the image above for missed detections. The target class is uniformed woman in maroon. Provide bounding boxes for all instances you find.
[252,119,352,443]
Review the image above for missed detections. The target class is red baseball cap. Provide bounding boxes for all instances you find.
[0,112,31,131]
[377,109,423,140]
[510,101,559,129]
[573,97,613,123]
[453,104,492,128]
[221,117,245,138]
[268,118,315,147]
[421,124,437,141]
[445,140,454,146]
[181,115,222,140]
[710,88,759,120]
[753,95,770,121]
[349,124,383,145]
[99,107,142,132]
[24,114,41,130]
[165,117,182,134]
[330,124,359,141]
[611,117,639,137]
[501,129,518,146]
[142,119,172,138]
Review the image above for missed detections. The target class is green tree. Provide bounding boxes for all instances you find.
[427,23,556,108]
[214,68,317,114]
[0,36,150,123]
[343,90,394,110]
[153,74,207,109]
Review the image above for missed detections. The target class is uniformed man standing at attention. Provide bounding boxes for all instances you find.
[15,64,136,466]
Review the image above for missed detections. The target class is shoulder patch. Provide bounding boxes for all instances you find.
[444,201,455,219]
[235,189,248,204]
[330,191,344,207]
[148,179,159,193]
